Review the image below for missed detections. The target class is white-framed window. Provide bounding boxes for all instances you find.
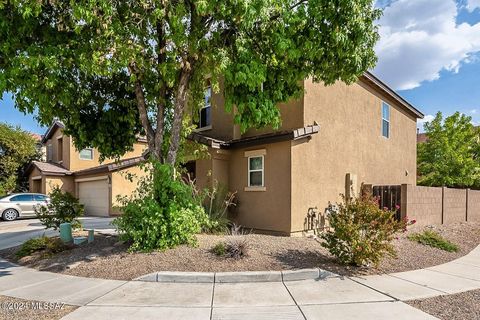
[79,148,94,160]
[382,101,390,138]
[248,155,264,187]
[199,86,211,128]
[47,144,53,162]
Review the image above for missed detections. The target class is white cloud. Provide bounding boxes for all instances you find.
[417,114,435,132]
[374,0,480,90]
[418,114,435,125]
[470,109,478,114]
[467,0,480,11]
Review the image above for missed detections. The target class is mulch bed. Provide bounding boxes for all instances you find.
[406,289,480,320]
[0,222,479,281]
[0,295,76,320]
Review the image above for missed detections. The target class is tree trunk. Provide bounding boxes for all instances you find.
[128,64,159,159]
[166,69,191,165]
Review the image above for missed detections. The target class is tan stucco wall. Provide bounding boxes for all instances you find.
[28,167,44,193]
[45,127,70,167]
[289,79,418,232]
[69,140,147,172]
[227,141,292,234]
[110,166,148,215]
[44,126,147,172]
[45,176,75,195]
[242,96,305,138]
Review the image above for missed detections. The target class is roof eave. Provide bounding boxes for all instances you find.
[362,72,424,119]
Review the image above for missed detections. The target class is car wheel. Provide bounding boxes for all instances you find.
[2,209,18,221]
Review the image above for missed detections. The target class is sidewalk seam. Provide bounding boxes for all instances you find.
[84,281,129,306]
[209,273,215,320]
[281,275,307,320]
[388,274,449,295]
[347,276,399,301]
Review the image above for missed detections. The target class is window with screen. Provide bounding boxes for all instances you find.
[382,102,390,138]
[199,86,212,128]
[248,156,264,187]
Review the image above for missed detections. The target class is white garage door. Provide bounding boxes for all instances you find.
[77,178,109,217]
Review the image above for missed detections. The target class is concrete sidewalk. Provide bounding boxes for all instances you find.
[0,245,479,319]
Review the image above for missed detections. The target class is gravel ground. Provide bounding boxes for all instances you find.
[406,289,480,320]
[0,295,76,320]
[0,222,478,280]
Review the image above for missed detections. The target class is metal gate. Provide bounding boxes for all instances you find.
[372,185,402,220]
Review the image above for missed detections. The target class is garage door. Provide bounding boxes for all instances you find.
[77,179,109,217]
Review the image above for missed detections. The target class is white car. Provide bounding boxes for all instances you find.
[0,193,50,221]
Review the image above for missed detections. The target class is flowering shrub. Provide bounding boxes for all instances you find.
[321,195,409,267]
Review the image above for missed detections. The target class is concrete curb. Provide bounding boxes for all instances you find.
[134,268,338,283]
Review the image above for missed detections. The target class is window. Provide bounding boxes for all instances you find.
[248,156,264,187]
[57,137,63,162]
[382,102,390,138]
[47,144,53,162]
[199,86,212,128]
[34,195,48,201]
[10,195,34,202]
[79,148,94,160]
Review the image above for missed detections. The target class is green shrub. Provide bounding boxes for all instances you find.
[35,187,84,230]
[212,242,226,256]
[16,236,68,258]
[321,195,407,267]
[408,230,459,252]
[113,161,210,252]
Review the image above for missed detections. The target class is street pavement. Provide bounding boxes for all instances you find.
[0,217,115,250]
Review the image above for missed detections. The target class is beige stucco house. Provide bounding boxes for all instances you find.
[26,121,147,216]
[188,72,424,235]
[26,72,422,232]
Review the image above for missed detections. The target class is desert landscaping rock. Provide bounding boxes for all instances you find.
[406,289,480,320]
[1,222,478,281]
[0,295,77,320]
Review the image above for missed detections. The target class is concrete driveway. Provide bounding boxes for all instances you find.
[0,217,115,250]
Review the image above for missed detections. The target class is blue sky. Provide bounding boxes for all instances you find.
[1,0,480,134]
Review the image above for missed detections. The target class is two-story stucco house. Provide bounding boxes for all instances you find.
[26,121,147,216]
[188,72,424,235]
[26,72,423,233]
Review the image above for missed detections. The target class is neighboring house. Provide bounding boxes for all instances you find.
[29,133,46,161]
[416,131,428,144]
[188,72,424,235]
[26,121,147,216]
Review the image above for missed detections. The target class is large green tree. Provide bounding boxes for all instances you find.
[0,0,381,164]
[0,122,39,195]
[418,112,480,188]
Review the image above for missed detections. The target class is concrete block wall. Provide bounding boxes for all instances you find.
[443,188,467,224]
[401,185,480,226]
[467,189,480,222]
[402,185,442,226]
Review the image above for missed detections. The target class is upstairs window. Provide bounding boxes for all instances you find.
[382,102,390,138]
[57,137,63,162]
[199,86,211,128]
[248,156,264,187]
[79,148,94,160]
[47,144,53,162]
